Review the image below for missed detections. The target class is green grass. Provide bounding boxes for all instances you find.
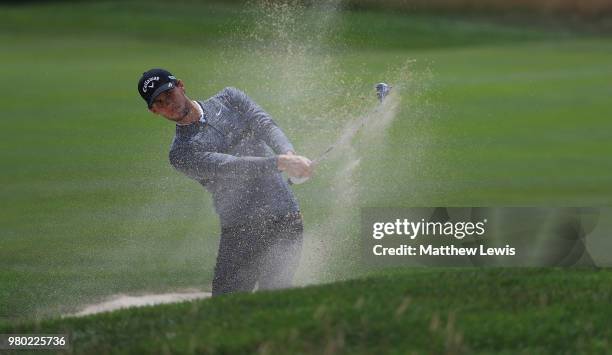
[1,0,612,331]
[3,268,612,354]
[0,0,574,49]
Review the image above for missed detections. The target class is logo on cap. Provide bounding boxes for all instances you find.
[142,76,160,93]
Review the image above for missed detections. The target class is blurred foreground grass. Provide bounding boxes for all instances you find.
[3,268,612,354]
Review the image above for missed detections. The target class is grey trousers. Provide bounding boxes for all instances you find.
[212,211,303,296]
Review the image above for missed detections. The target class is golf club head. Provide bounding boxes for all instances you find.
[375,82,391,102]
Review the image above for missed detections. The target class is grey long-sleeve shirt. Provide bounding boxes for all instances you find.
[168,87,299,228]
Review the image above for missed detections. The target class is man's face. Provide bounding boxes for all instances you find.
[149,80,191,122]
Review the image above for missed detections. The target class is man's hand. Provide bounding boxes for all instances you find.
[277,154,313,178]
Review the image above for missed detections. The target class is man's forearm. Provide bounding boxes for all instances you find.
[170,146,280,181]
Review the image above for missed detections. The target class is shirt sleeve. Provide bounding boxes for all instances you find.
[169,142,279,181]
[223,87,295,154]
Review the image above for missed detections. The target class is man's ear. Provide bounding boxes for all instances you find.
[176,79,185,93]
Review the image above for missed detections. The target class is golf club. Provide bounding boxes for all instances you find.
[289,82,392,185]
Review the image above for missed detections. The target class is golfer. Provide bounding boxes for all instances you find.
[137,68,313,296]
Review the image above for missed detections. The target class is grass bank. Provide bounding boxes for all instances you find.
[2,268,611,354]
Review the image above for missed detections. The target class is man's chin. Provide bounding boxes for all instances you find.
[163,112,182,122]
[164,108,189,123]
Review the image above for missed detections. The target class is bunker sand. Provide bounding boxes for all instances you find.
[70,290,211,317]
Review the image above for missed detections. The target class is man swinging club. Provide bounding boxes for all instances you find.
[137,68,313,296]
